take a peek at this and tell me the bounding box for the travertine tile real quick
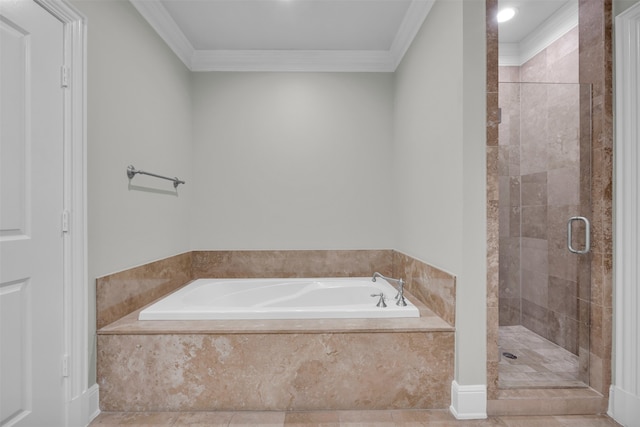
[230,411,286,426]
[521,172,547,207]
[500,416,565,427]
[499,326,584,389]
[521,269,548,309]
[191,250,393,279]
[338,410,395,426]
[392,251,456,326]
[98,332,454,412]
[284,411,340,426]
[547,168,580,207]
[89,411,622,427]
[487,92,500,149]
[499,66,520,83]
[548,277,578,319]
[390,409,454,423]
[486,0,500,398]
[96,253,193,329]
[89,411,178,425]
[520,206,547,240]
[578,0,614,396]
[547,27,579,68]
[173,411,235,426]
[554,414,621,426]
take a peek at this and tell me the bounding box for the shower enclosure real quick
[498,81,592,388]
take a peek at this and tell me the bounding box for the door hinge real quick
[61,66,69,88]
[61,210,70,233]
[62,354,69,377]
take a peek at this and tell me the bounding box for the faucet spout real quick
[371,272,407,306]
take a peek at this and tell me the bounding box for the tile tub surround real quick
[97,303,455,412]
[96,250,391,330]
[98,332,454,412]
[191,250,393,279]
[96,249,455,329]
[393,251,456,326]
[96,250,456,412]
[96,252,193,329]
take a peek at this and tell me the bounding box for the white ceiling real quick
[498,0,577,66]
[131,0,577,72]
[130,0,435,72]
[498,0,572,44]
[162,0,412,51]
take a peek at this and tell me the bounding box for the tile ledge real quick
[98,311,455,335]
[98,287,454,335]
[487,387,608,416]
[494,387,604,399]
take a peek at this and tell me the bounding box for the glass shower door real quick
[498,82,591,388]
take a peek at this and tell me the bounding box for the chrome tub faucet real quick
[372,272,407,306]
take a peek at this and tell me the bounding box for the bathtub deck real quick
[99,296,453,335]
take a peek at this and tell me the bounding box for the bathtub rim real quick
[98,278,454,335]
[138,277,421,321]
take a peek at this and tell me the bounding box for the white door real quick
[0,1,66,426]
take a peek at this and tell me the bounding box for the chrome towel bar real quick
[126,165,185,188]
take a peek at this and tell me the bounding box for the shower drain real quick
[502,352,518,360]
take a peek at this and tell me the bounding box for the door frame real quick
[611,2,640,425]
[32,0,92,424]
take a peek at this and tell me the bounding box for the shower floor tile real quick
[499,325,586,389]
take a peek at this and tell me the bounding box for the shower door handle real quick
[567,216,591,254]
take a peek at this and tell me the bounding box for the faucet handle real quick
[370,293,387,308]
[396,295,407,307]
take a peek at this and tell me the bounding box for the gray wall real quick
[394,0,487,386]
[190,72,394,250]
[72,0,193,384]
[393,0,464,273]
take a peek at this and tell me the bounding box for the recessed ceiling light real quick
[497,7,517,23]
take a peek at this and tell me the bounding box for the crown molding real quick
[498,43,521,67]
[389,0,435,69]
[498,0,578,67]
[131,0,432,72]
[130,0,195,68]
[191,49,395,72]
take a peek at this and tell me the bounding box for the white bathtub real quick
[138,277,420,320]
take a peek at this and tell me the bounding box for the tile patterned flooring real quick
[90,410,621,426]
[498,325,586,389]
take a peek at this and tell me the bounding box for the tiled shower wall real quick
[498,27,583,354]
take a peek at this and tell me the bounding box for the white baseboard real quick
[449,380,487,420]
[86,384,100,424]
[68,384,100,427]
[608,385,639,427]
